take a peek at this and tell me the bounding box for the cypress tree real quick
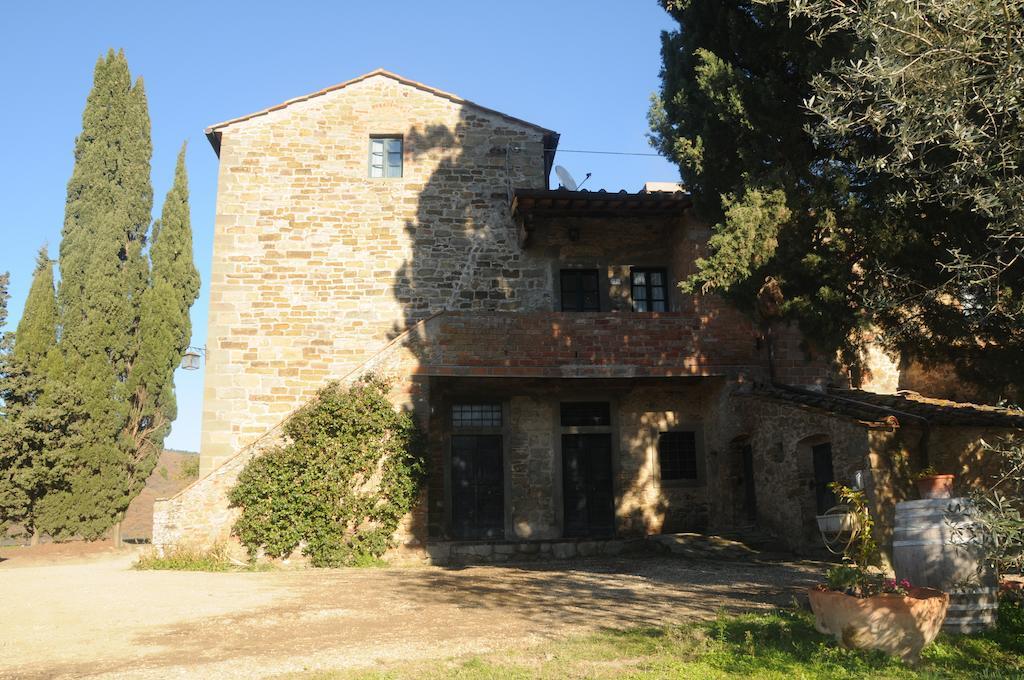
[0,271,7,329]
[13,248,58,368]
[0,249,85,542]
[0,270,13,530]
[53,50,154,539]
[0,253,53,535]
[127,143,200,503]
[649,1,869,356]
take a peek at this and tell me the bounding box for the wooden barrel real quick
[892,498,997,634]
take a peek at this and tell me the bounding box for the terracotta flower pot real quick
[808,586,949,663]
[916,474,955,499]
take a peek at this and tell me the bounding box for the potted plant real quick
[915,466,956,499]
[808,483,950,664]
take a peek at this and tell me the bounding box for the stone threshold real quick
[424,536,653,564]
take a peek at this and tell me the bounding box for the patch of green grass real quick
[349,552,390,568]
[281,601,1024,679]
[133,544,274,572]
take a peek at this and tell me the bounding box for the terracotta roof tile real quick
[747,384,1024,429]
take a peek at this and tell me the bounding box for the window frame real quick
[452,403,503,429]
[368,135,403,178]
[655,427,705,487]
[444,400,510,541]
[559,402,612,428]
[559,268,602,312]
[630,267,669,312]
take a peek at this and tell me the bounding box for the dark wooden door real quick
[451,435,504,539]
[740,444,757,523]
[562,433,614,537]
[812,443,836,514]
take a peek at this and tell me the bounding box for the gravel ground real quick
[0,546,824,679]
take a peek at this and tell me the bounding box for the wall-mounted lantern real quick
[181,346,207,371]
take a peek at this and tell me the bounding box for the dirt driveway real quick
[0,547,823,679]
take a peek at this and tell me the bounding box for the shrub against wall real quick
[228,377,426,566]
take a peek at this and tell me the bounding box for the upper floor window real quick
[369,136,403,178]
[658,431,698,481]
[560,269,600,312]
[631,268,668,312]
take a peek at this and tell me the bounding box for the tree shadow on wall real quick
[388,107,540,343]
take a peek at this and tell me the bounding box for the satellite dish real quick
[555,165,578,191]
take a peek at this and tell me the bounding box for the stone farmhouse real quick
[154,70,1024,562]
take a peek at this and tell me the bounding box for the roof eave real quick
[206,128,222,156]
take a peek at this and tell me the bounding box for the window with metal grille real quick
[560,402,611,427]
[560,269,601,311]
[658,431,698,480]
[452,403,502,428]
[369,136,403,178]
[631,268,668,312]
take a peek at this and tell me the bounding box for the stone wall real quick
[616,381,730,535]
[201,73,552,475]
[738,396,878,552]
[181,69,847,562]
[153,316,431,557]
[425,377,729,543]
[508,396,559,539]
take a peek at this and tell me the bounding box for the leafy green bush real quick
[959,437,1024,578]
[178,455,200,480]
[228,377,426,567]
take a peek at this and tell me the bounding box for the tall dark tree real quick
[0,249,85,541]
[649,1,868,358]
[127,144,200,503]
[649,1,995,385]
[51,49,154,539]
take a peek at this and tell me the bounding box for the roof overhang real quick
[745,383,1024,429]
[511,188,693,247]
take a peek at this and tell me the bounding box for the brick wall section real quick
[421,311,764,377]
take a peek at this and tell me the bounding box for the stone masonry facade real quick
[154,70,1017,563]
[199,71,552,476]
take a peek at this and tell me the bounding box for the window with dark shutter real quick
[560,269,601,311]
[631,268,668,312]
[658,431,698,480]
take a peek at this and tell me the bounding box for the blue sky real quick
[0,1,680,452]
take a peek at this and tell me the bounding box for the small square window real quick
[369,137,402,178]
[452,403,502,428]
[631,267,668,312]
[658,431,698,481]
